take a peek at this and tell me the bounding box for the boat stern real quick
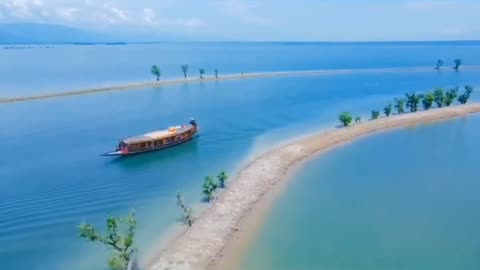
[101,150,125,156]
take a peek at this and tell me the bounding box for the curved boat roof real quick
[122,125,191,144]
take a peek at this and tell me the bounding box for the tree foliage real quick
[405,92,422,112]
[199,68,205,79]
[79,211,137,270]
[338,112,353,127]
[151,65,161,81]
[394,98,406,114]
[421,92,435,110]
[384,104,392,117]
[458,85,474,104]
[176,192,195,227]
[434,88,445,108]
[217,171,228,188]
[435,59,443,70]
[181,65,189,79]
[371,110,380,120]
[454,59,463,71]
[444,87,459,106]
[202,176,218,202]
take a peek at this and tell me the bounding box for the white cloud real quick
[0,0,477,41]
[143,7,155,25]
[101,5,130,24]
[57,6,77,20]
[141,6,204,29]
[109,7,129,22]
[0,0,46,19]
[108,7,129,22]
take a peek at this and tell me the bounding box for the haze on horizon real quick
[0,0,479,42]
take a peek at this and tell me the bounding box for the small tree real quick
[199,68,205,79]
[422,92,435,110]
[181,65,189,79]
[214,69,219,78]
[79,211,137,270]
[384,104,392,117]
[202,176,218,202]
[338,112,353,127]
[453,59,462,71]
[217,171,228,188]
[435,59,443,70]
[370,110,380,120]
[151,65,161,81]
[176,192,195,226]
[458,85,474,104]
[433,88,445,107]
[405,92,422,112]
[394,98,406,114]
[355,116,361,123]
[444,87,459,106]
[465,85,474,95]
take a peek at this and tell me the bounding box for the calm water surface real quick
[240,116,480,270]
[0,43,479,270]
[1,42,480,96]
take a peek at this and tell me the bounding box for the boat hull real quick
[102,125,198,157]
[102,136,196,156]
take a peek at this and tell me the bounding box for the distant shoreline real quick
[2,66,480,104]
[3,40,480,46]
[148,104,480,270]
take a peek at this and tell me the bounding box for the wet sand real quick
[148,103,480,270]
[2,66,479,103]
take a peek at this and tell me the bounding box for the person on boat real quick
[189,119,197,127]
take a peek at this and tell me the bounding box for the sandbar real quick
[148,103,480,270]
[2,66,479,103]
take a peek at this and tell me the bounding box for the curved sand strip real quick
[2,66,480,103]
[149,103,480,270]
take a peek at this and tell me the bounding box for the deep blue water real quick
[0,42,479,270]
[240,115,480,270]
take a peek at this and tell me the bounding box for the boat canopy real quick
[122,125,186,144]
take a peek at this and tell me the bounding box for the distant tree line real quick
[435,58,463,71]
[150,64,221,81]
[338,85,474,127]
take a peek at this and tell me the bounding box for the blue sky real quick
[0,0,478,41]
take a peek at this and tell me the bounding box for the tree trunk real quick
[127,258,140,270]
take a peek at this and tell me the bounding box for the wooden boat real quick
[102,119,198,156]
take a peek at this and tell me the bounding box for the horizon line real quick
[2,40,480,46]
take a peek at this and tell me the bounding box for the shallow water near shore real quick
[1,42,480,270]
[239,115,480,270]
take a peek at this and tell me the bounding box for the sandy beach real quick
[148,103,480,270]
[2,66,479,103]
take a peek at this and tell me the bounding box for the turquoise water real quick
[1,42,480,270]
[240,116,480,270]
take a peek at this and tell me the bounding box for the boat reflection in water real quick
[102,119,198,156]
